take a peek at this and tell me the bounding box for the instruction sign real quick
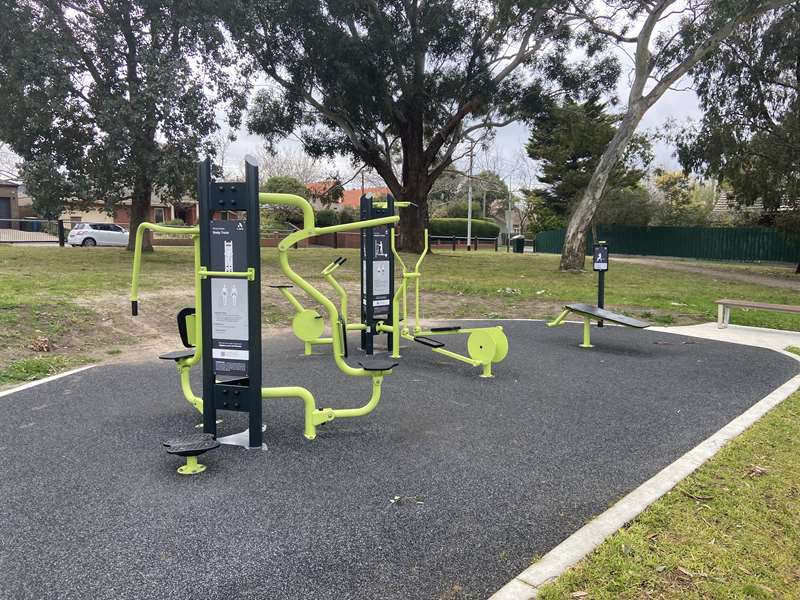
[209,220,249,376]
[210,220,247,272]
[364,224,392,318]
[592,244,609,272]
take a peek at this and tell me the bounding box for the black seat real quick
[159,349,196,361]
[358,359,399,372]
[165,438,220,457]
[413,336,444,348]
[268,283,293,289]
[430,325,461,332]
[163,432,214,447]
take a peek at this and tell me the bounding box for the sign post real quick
[592,241,609,328]
[197,157,263,448]
[360,194,395,354]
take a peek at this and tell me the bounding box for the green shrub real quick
[429,218,500,238]
[315,209,338,227]
[339,207,356,224]
[164,218,185,226]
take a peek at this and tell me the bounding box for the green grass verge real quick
[784,346,800,357]
[538,390,800,600]
[0,355,97,384]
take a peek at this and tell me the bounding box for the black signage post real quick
[360,194,395,354]
[592,241,609,328]
[197,157,263,448]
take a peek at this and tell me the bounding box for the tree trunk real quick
[560,105,645,271]
[398,184,429,253]
[127,177,153,251]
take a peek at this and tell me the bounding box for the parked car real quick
[68,223,129,247]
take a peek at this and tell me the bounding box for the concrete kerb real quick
[0,365,95,399]
[489,325,800,600]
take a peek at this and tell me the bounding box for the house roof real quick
[341,186,391,207]
[0,179,20,188]
[306,180,339,197]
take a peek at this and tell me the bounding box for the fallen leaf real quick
[747,465,768,478]
[655,565,667,573]
[570,592,589,599]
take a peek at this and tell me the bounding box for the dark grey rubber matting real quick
[1,320,796,600]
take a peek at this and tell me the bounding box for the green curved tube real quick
[330,376,384,418]
[259,192,315,230]
[179,365,203,413]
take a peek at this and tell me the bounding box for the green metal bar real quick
[390,228,409,273]
[261,385,331,440]
[314,215,399,236]
[547,309,570,327]
[431,346,481,367]
[324,272,349,328]
[199,267,255,280]
[580,316,593,348]
[130,222,198,305]
[279,287,306,313]
[329,376,385,419]
[179,364,203,413]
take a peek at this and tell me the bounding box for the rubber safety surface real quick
[1,320,797,600]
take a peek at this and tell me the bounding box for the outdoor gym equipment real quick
[273,256,367,355]
[129,156,398,455]
[361,196,509,378]
[547,243,650,347]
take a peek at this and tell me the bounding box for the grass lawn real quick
[538,390,800,600]
[2,244,800,385]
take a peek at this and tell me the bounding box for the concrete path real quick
[652,322,800,354]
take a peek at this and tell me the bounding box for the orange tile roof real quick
[341,186,391,207]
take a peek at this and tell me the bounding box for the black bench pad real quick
[413,336,445,348]
[269,283,294,289]
[565,303,650,328]
[159,349,196,361]
[429,326,461,332]
[358,359,399,372]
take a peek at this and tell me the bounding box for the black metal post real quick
[57,220,65,246]
[452,235,456,251]
[597,270,605,327]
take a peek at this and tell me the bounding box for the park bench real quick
[715,299,800,328]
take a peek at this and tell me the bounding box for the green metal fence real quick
[535,226,800,262]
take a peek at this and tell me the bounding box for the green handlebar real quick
[130,222,199,314]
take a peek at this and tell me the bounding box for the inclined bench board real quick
[716,299,800,328]
[565,303,651,329]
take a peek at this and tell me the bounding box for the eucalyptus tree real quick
[221,0,619,251]
[0,0,239,250]
[674,3,799,218]
[559,0,793,270]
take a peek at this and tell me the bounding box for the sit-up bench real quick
[715,299,800,329]
[548,303,650,348]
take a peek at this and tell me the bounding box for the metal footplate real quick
[159,349,196,361]
[357,358,399,372]
[163,434,220,475]
[413,336,445,348]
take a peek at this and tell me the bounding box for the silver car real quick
[68,223,130,247]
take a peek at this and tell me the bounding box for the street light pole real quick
[466,139,474,250]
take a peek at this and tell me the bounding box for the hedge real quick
[428,218,500,238]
